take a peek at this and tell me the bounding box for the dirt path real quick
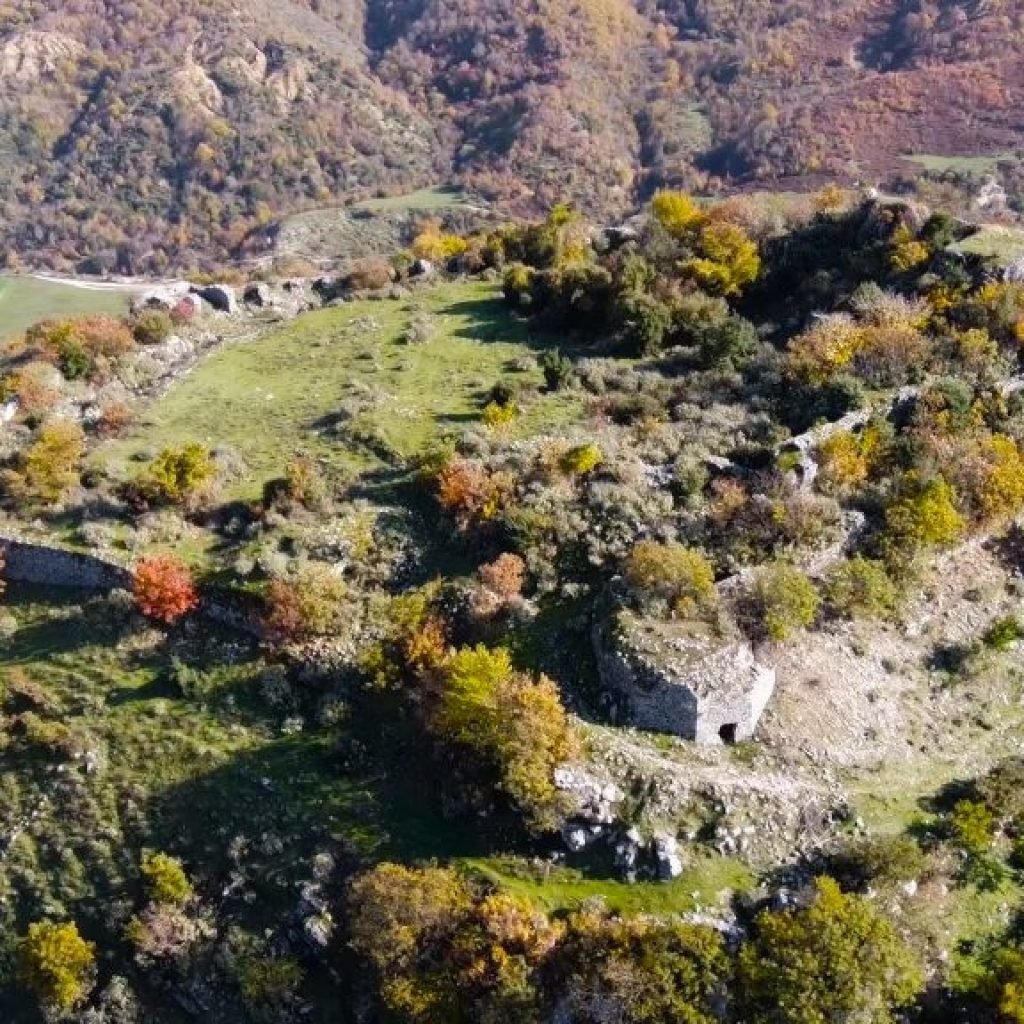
[28,273,183,294]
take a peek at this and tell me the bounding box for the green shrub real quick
[984,615,1024,652]
[695,313,758,369]
[488,379,521,407]
[617,292,673,356]
[949,799,995,857]
[56,339,94,380]
[978,758,1024,821]
[834,835,926,889]
[539,349,574,391]
[825,557,899,620]
[752,563,820,642]
[141,851,192,905]
[235,953,304,1013]
[736,877,922,1024]
[132,308,174,346]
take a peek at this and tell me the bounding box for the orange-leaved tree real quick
[132,554,199,624]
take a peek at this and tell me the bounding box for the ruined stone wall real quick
[592,618,701,740]
[0,531,260,635]
[0,534,131,590]
[692,660,776,745]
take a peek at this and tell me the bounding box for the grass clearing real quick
[951,225,1024,265]
[99,280,583,498]
[904,152,1014,176]
[465,854,755,915]
[0,276,132,339]
[0,585,483,937]
[353,185,476,213]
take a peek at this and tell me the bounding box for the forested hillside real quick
[2,0,1024,272]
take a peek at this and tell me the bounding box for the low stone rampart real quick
[0,533,131,590]
[0,531,260,635]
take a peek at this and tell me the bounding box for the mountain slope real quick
[0,0,440,273]
[1,0,1023,272]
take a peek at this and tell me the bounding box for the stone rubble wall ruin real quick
[0,531,260,635]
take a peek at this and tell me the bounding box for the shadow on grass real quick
[440,296,570,353]
[2,585,140,663]
[148,727,502,890]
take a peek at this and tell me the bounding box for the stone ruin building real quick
[594,608,776,745]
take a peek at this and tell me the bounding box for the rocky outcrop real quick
[0,31,84,83]
[131,283,193,315]
[196,284,238,314]
[243,282,273,307]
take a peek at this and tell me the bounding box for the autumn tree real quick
[4,419,86,505]
[650,190,760,296]
[411,219,469,263]
[817,426,887,494]
[132,554,199,624]
[17,920,96,1015]
[432,645,577,830]
[651,190,704,239]
[684,220,761,297]
[435,456,509,531]
[548,908,730,1024]
[786,315,863,386]
[882,472,964,566]
[470,553,527,619]
[347,864,473,1023]
[977,434,1024,524]
[736,877,923,1024]
[262,563,348,643]
[348,864,559,1024]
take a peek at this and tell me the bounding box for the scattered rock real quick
[197,283,238,314]
[562,826,591,853]
[244,282,273,307]
[975,176,1008,215]
[653,832,684,879]
[133,285,189,315]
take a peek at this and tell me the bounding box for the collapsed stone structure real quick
[594,608,775,745]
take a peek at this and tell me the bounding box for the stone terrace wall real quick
[0,531,260,636]
[0,534,131,590]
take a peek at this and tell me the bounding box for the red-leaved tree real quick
[132,554,198,624]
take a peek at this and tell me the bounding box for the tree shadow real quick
[148,726,503,889]
[440,296,576,353]
[989,523,1024,578]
